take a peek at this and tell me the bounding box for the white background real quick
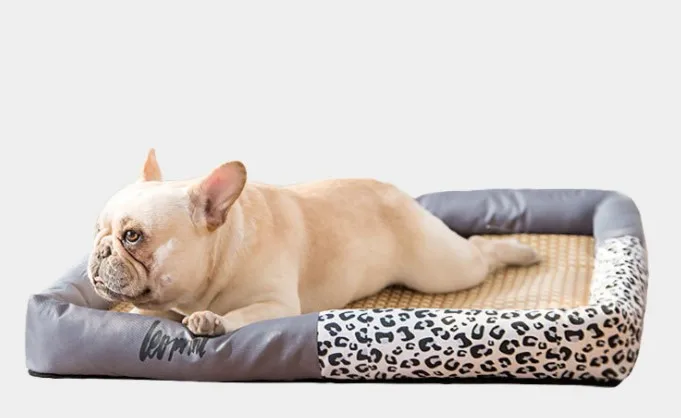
[1,1,678,416]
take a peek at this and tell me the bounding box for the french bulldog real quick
[88,149,540,336]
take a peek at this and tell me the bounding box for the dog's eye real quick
[123,230,142,244]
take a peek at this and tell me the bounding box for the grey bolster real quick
[25,259,320,381]
[415,189,645,245]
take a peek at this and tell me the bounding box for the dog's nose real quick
[99,243,112,259]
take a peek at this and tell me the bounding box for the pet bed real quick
[25,189,648,386]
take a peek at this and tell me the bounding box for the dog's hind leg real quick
[398,204,540,294]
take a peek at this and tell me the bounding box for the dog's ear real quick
[140,148,162,182]
[188,161,247,232]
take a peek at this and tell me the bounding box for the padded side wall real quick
[416,189,645,245]
[25,258,321,381]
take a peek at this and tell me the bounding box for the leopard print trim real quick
[316,236,648,383]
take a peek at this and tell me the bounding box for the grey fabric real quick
[25,258,320,381]
[593,192,646,245]
[25,188,645,381]
[416,189,645,245]
[31,257,114,311]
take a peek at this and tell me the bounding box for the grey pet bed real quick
[25,189,648,386]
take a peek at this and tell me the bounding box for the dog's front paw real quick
[182,311,226,336]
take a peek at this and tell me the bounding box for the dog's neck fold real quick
[203,187,250,286]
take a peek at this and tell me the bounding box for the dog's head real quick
[87,149,247,310]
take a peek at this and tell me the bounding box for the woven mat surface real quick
[110,234,594,313]
[347,234,594,310]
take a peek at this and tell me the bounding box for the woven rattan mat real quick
[347,234,594,310]
[110,234,594,313]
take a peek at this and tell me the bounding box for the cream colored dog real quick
[88,149,540,336]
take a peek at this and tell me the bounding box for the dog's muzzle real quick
[88,238,151,302]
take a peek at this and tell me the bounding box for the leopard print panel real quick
[316,236,648,383]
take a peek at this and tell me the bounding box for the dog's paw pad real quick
[182,311,225,336]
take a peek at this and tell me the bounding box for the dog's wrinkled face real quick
[88,182,197,309]
[87,149,246,310]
